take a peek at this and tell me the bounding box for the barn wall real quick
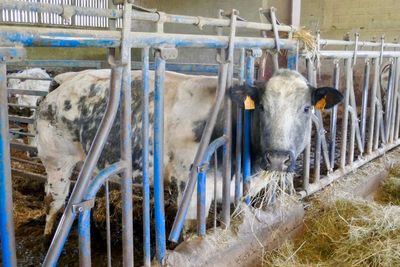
[302,0,400,41]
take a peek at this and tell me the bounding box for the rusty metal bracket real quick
[0,47,26,62]
[154,46,178,60]
[72,199,95,213]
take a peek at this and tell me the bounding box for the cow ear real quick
[229,83,262,109]
[311,86,343,110]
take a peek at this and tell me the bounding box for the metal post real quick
[222,9,238,229]
[329,60,340,167]
[120,2,134,266]
[78,210,91,267]
[360,59,370,148]
[0,62,17,267]
[340,59,351,169]
[234,48,245,205]
[303,59,313,189]
[243,52,255,203]
[154,50,166,263]
[393,58,400,141]
[141,47,151,267]
[367,58,380,154]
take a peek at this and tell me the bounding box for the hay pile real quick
[375,165,400,205]
[263,167,400,267]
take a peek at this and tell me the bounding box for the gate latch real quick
[72,199,95,213]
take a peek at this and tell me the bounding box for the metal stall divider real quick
[0,46,26,267]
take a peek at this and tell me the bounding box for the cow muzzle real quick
[265,150,295,172]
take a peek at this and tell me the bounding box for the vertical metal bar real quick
[389,58,400,143]
[234,48,245,205]
[348,77,357,165]
[384,60,394,143]
[213,153,218,231]
[105,181,112,267]
[340,59,351,169]
[154,51,166,263]
[330,60,340,168]
[243,52,254,203]
[78,210,91,267]
[141,47,151,267]
[197,171,206,236]
[222,9,238,229]
[367,58,380,154]
[303,59,312,189]
[313,118,321,182]
[360,59,370,147]
[120,2,134,266]
[0,62,17,267]
[394,58,400,141]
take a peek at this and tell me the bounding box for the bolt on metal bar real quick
[0,62,17,267]
[120,2,134,266]
[141,47,151,267]
[169,63,228,243]
[221,9,238,230]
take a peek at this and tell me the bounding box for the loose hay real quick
[375,165,400,205]
[263,185,400,266]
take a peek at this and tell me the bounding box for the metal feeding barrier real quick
[0,1,296,267]
[1,0,400,267]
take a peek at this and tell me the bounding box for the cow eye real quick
[303,106,311,113]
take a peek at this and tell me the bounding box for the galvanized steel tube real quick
[0,62,17,267]
[360,60,370,147]
[340,60,351,169]
[367,59,380,154]
[153,51,166,262]
[330,61,340,168]
[141,47,151,267]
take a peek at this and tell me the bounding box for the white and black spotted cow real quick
[36,69,342,235]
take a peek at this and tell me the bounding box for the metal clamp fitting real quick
[154,46,178,60]
[246,48,262,58]
[197,163,209,173]
[72,199,95,213]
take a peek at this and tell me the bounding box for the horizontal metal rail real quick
[0,26,297,49]
[7,76,52,81]
[8,89,48,96]
[8,103,37,109]
[9,129,35,137]
[10,142,37,153]
[1,1,294,32]
[8,115,34,124]
[320,39,400,48]
[319,50,400,59]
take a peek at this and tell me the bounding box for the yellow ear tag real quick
[315,96,327,110]
[244,96,255,110]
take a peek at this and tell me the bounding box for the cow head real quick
[231,69,343,172]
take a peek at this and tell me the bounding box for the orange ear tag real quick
[315,96,327,110]
[244,96,255,110]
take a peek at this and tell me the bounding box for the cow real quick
[8,68,51,151]
[36,68,342,236]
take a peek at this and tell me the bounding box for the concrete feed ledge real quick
[164,146,400,267]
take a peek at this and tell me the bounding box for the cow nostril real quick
[283,157,291,166]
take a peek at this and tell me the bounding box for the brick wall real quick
[301,0,400,41]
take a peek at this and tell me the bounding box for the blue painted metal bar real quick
[154,51,167,263]
[234,48,245,205]
[78,210,91,267]
[0,26,297,49]
[0,62,17,267]
[77,162,126,267]
[197,136,228,236]
[243,53,255,204]
[141,47,151,267]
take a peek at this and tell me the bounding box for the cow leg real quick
[43,157,79,236]
[36,120,85,236]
